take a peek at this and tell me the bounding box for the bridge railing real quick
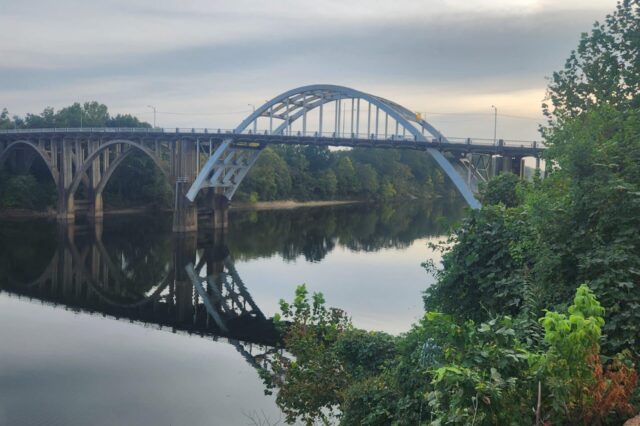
[236,129,543,149]
[0,127,544,149]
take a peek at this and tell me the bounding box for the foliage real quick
[543,0,640,123]
[423,204,535,323]
[234,145,457,202]
[583,353,638,425]
[263,286,638,425]
[535,105,640,357]
[539,285,637,424]
[102,151,172,208]
[334,329,397,380]
[261,285,352,425]
[0,167,57,210]
[478,172,526,208]
[2,102,152,129]
[237,147,292,201]
[424,313,536,425]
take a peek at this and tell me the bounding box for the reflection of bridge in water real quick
[0,222,278,369]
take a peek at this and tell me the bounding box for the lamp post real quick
[147,105,157,128]
[491,105,497,145]
[248,104,257,134]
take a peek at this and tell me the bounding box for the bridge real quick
[0,84,544,232]
[0,222,279,369]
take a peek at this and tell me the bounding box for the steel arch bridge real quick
[187,84,542,208]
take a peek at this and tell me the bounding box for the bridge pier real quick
[172,139,199,233]
[89,193,104,221]
[56,140,76,222]
[197,187,230,230]
[212,190,229,230]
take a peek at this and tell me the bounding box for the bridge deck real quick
[0,127,544,157]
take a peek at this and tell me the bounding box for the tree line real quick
[235,145,457,202]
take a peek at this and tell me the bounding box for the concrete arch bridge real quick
[0,85,544,232]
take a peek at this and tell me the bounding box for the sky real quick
[0,0,616,140]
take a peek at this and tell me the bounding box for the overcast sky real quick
[0,0,616,140]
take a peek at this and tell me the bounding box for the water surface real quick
[0,199,464,425]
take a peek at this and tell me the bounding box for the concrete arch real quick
[0,140,59,185]
[94,148,133,195]
[67,139,169,200]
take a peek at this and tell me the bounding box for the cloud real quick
[0,0,614,139]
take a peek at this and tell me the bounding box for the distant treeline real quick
[235,145,457,202]
[0,103,457,210]
[1,102,149,129]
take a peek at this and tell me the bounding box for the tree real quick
[0,108,13,129]
[335,156,357,195]
[544,0,640,123]
[478,172,525,207]
[316,169,337,198]
[355,163,379,196]
[107,114,151,128]
[379,180,396,200]
[239,147,292,200]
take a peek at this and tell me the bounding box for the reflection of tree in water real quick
[0,219,57,284]
[227,198,465,262]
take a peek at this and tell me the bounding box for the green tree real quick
[316,169,338,198]
[355,163,379,196]
[379,180,396,200]
[107,114,151,128]
[0,108,13,129]
[478,172,525,207]
[239,147,292,200]
[544,0,640,122]
[335,156,357,195]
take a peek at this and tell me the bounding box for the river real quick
[0,198,464,425]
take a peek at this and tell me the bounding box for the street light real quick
[491,105,497,145]
[248,104,257,134]
[147,105,157,128]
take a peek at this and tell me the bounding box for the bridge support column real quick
[502,155,513,174]
[57,141,75,223]
[88,139,103,221]
[212,189,229,230]
[172,140,198,233]
[89,193,104,221]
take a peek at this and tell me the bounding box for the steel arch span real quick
[187,84,481,209]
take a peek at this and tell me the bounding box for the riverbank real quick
[0,199,363,220]
[231,199,361,211]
